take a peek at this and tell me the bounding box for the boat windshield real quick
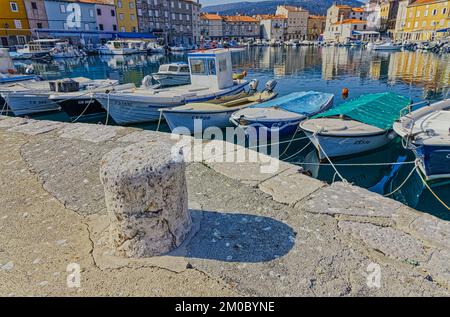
[180,66,190,73]
[189,58,216,75]
[190,59,206,74]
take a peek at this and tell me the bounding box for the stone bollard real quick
[100,141,191,258]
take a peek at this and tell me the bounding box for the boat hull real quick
[56,97,105,118]
[97,83,247,125]
[303,130,392,160]
[2,92,59,116]
[163,108,239,134]
[232,117,304,139]
[414,145,450,180]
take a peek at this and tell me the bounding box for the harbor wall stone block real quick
[100,141,191,258]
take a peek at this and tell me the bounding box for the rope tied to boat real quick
[156,109,164,132]
[105,91,110,126]
[312,129,349,185]
[415,160,450,211]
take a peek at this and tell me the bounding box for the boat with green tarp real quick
[299,92,411,160]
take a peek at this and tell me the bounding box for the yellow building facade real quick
[115,0,138,32]
[403,0,450,41]
[0,0,31,47]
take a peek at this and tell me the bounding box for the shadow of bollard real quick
[186,210,296,263]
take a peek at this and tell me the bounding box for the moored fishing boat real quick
[163,80,277,134]
[98,40,138,55]
[50,83,135,120]
[95,49,250,125]
[371,41,402,51]
[149,62,191,87]
[16,39,60,58]
[1,78,119,116]
[0,48,37,85]
[299,92,411,160]
[393,99,450,180]
[230,91,334,138]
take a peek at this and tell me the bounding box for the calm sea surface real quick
[18,47,450,220]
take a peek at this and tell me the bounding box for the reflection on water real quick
[18,47,450,220]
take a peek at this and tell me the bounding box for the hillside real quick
[202,0,364,16]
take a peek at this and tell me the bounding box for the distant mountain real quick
[202,0,364,16]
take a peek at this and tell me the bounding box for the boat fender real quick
[264,80,277,93]
[141,75,153,88]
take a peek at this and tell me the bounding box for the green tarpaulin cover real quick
[314,92,411,130]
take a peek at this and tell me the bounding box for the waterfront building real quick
[324,4,367,41]
[394,0,414,39]
[222,16,259,41]
[364,0,382,30]
[43,0,98,43]
[0,0,31,47]
[256,15,287,41]
[23,0,49,38]
[135,0,200,46]
[276,5,309,40]
[114,0,138,32]
[80,0,118,32]
[307,15,326,40]
[191,0,201,44]
[379,0,402,34]
[402,0,450,41]
[200,13,224,40]
[327,19,370,42]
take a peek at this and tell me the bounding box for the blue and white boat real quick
[230,91,334,138]
[393,99,450,180]
[163,80,277,134]
[0,48,36,84]
[95,49,249,125]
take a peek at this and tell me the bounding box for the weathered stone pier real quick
[0,115,449,296]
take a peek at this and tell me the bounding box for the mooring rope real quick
[156,109,164,132]
[415,161,450,211]
[282,140,312,161]
[0,100,7,115]
[105,92,110,126]
[312,130,348,184]
[71,93,95,123]
[279,125,301,158]
[383,163,418,197]
[292,160,417,167]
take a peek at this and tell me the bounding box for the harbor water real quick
[15,46,450,220]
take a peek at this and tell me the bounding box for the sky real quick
[200,0,369,7]
[200,0,266,6]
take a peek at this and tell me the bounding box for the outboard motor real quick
[248,79,259,93]
[264,80,277,93]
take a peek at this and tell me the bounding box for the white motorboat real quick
[230,91,334,139]
[95,49,249,125]
[150,62,191,87]
[299,93,411,160]
[50,42,85,58]
[170,45,187,52]
[371,41,402,51]
[1,77,118,116]
[147,42,165,54]
[393,99,450,180]
[99,40,138,55]
[163,80,277,134]
[0,48,37,85]
[16,39,60,58]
